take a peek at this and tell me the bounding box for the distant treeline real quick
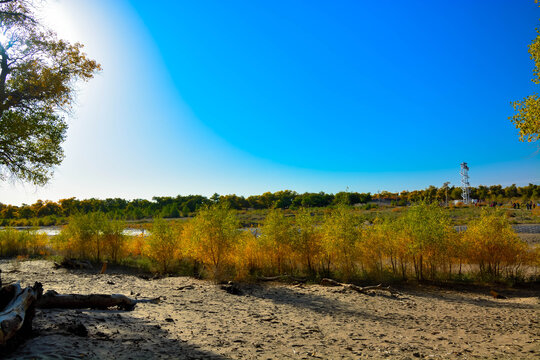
[0,184,538,224]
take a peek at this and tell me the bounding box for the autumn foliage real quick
[464,210,530,278]
[185,205,239,280]
[3,203,533,284]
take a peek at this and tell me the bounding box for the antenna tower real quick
[460,162,470,205]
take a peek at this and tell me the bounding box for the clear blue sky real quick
[1,0,539,205]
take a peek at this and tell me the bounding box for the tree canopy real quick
[510,3,540,143]
[0,0,100,185]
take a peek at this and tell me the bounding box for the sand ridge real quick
[1,260,538,359]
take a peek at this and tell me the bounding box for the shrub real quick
[26,231,49,256]
[55,212,105,261]
[320,205,362,280]
[402,202,453,280]
[0,228,49,257]
[147,217,181,273]
[464,210,529,278]
[293,208,322,275]
[0,227,21,256]
[360,218,391,279]
[232,229,261,280]
[187,205,239,280]
[258,209,295,275]
[102,219,127,263]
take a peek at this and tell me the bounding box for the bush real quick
[293,208,322,275]
[147,217,181,273]
[321,205,362,280]
[232,229,261,280]
[55,212,105,261]
[102,219,127,263]
[187,205,240,280]
[401,202,453,280]
[464,210,529,278]
[258,209,295,275]
[0,228,49,257]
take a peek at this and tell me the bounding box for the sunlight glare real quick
[0,31,8,47]
[41,0,79,42]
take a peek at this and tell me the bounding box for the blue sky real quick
[1,0,539,205]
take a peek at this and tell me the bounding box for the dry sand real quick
[1,260,538,359]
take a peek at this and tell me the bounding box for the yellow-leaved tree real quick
[509,2,540,143]
[321,205,361,280]
[360,218,392,280]
[188,205,240,280]
[463,210,529,278]
[102,218,126,264]
[56,212,103,261]
[402,202,452,280]
[148,217,181,274]
[293,208,322,275]
[258,209,295,275]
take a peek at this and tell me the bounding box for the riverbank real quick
[2,260,538,359]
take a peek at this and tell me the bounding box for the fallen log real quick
[0,282,42,345]
[0,273,159,352]
[258,274,307,283]
[53,258,93,270]
[320,278,342,286]
[36,290,160,311]
[320,278,399,295]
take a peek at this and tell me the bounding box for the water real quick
[454,224,540,233]
[0,227,149,237]
[3,224,539,236]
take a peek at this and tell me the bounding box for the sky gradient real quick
[1,0,539,205]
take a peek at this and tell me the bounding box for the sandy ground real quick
[1,260,538,360]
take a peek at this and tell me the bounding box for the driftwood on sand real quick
[257,274,307,283]
[37,290,160,311]
[53,258,93,270]
[320,278,400,295]
[0,282,42,345]
[0,275,159,349]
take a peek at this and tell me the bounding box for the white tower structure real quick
[460,162,470,205]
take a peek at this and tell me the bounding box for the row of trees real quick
[375,183,540,203]
[1,184,539,223]
[46,204,537,282]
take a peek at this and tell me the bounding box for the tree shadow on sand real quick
[241,283,390,322]
[4,307,230,360]
[397,284,539,310]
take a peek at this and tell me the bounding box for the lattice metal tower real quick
[460,162,471,204]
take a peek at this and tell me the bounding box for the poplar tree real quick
[510,3,540,143]
[0,0,100,184]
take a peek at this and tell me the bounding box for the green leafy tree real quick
[0,0,101,184]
